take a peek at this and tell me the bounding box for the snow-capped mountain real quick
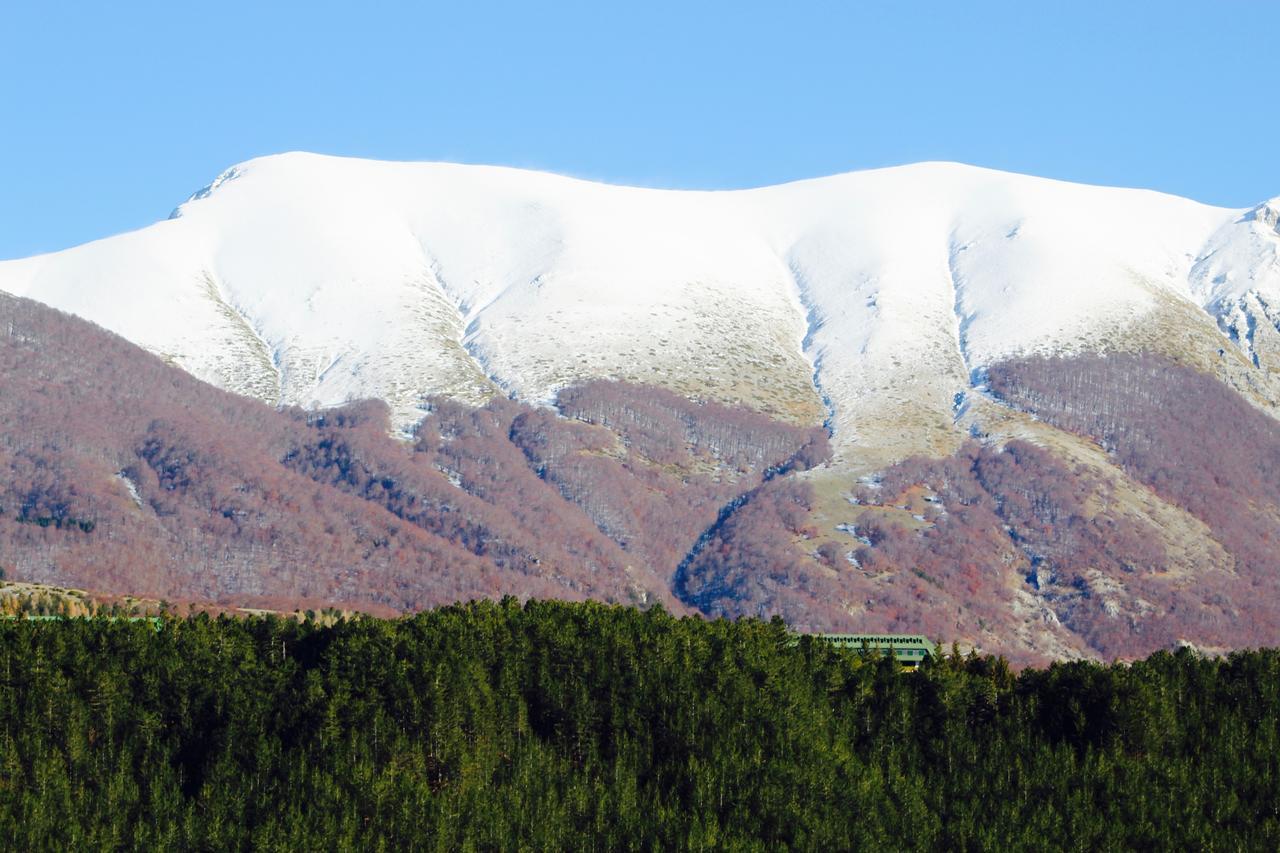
[8,154,1280,662]
[3,153,1278,467]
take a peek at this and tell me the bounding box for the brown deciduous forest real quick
[6,292,1280,663]
[655,355,1280,662]
[988,353,1280,582]
[0,292,819,618]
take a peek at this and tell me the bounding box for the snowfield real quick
[2,153,1277,465]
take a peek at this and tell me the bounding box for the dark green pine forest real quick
[0,600,1277,850]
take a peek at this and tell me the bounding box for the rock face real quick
[4,155,1280,664]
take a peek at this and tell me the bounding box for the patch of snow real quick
[115,472,144,509]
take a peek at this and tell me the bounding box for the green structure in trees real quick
[809,633,937,667]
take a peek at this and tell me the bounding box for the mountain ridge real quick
[5,153,1278,471]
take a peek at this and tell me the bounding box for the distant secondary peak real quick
[1248,200,1280,234]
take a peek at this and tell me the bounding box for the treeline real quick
[0,601,1277,849]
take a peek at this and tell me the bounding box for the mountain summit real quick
[5,153,1278,469]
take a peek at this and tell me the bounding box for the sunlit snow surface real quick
[2,153,1277,464]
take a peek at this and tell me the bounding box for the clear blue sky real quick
[3,1,1278,260]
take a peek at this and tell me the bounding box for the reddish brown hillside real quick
[675,354,1280,663]
[0,292,817,614]
[7,291,1280,664]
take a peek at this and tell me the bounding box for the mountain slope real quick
[8,287,1280,663]
[0,290,825,617]
[6,156,1280,663]
[4,154,1278,469]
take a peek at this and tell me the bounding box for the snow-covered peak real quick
[0,153,1273,464]
[168,165,245,218]
[1190,198,1280,312]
